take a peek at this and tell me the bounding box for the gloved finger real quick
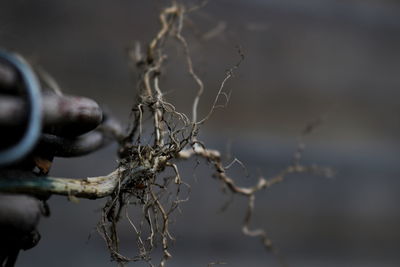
[0,92,102,137]
[0,95,25,126]
[0,193,43,267]
[42,93,102,137]
[39,131,107,157]
[0,193,41,234]
[38,114,124,157]
[0,59,17,90]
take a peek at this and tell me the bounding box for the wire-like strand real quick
[0,50,42,166]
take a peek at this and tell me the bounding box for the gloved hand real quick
[0,193,43,267]
[0,50,121,267]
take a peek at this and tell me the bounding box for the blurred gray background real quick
[1,0,400,266]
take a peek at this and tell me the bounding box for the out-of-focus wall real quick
[1,0,400,266]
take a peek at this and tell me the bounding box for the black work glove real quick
[0,50,119,267]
